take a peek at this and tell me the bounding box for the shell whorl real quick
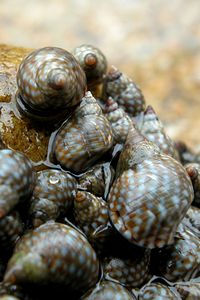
[17,47,86,112]
[73,44,107,86]
[109,127,194,248]
[53,92,114,173]
[103,66,145,117]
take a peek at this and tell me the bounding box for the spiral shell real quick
[108,126,194,248]
[139,105,180,160]
[73,44,107,87]
[74,191,111,252]
[185,163,200,207]
[4,222,99,293]
[53,92,113,173]
[103,66,145,117]
[103,97,133,144]
[28,169,77,228]
[16,47,86,119]
[81,281,135,300]
[104,248,151,288]
[157,223,200,282]
[0,149,35,218]
[78,163,115,197]
[185,206,200,234]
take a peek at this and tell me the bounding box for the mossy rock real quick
[0,44,51,169]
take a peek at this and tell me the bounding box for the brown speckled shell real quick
[53,92,113,173]
[17,47,86,111]
[0,149,35,218]
[73,44,107,86]
[103,66,145,117]
[104,249,151,288]
[139,106,180,160]
[185,162,200,207]
[29,169,77,228]
[4,222,99,293]
[108,127,194,248]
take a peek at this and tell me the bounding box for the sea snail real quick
[16,47,86,121]
[0,149,35,218]
[108,126,194,249]
[53,91,114,173]
[73,44,107,87]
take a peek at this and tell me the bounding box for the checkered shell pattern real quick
[0,149,35,218]
[109,155,194,249]
[0,211,23,251]
[17,47,86,111]
[175,282,200,299]
[103,66,145,117]
[4,222,99,292]
[82,280,135,300]
[29,169,77,228]
[185,163,200,207]
[73,44,107,86]
[54,93,113,173]
[74,191,109,248]
[158,223,200,281]
[104,97,133,144]
[104,249,150,288]
[138,283,178,299]
[139,106,180,160]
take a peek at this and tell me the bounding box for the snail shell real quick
[0,211,23,253]
[138,283,180,299]
[53,91,114,173]
[78,163,115,197]
[28,169,77,228]
[185,163,200,207]
[157,223,200,282]
[0,149,35,218]
[175,281,200,299]
[74,191,111,252]
[108,126,194,248]
[175,141,199,165]
[81,280,135,300]
[103,97,133,144]
[104,248,151,288]
[4,222,99,293]
[139,105,180,160]
[16,47,86,120]
[103,66,145,117]
[73,44,107,87]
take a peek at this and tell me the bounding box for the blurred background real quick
[0,0,200,149]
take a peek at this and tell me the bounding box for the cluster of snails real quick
[1,44,200,300]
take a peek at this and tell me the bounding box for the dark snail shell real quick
[0,211,23,253]
[103,66,145,117]
[78,163,115,197]
[74,191,112,252]
[73,44,107,87]
[175,141,199,165]
[16,47,86,121]
[157,223,200,282]
[28,169,77,228]
[103,97,133,144]
[139,105,180,160]
[81,280,136,300]
[4,222,99,294]
[185,163,200,207]
[104,248,151,288]
[53,92,114,173]
[108,126,194,248]
[0,149,35,218]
